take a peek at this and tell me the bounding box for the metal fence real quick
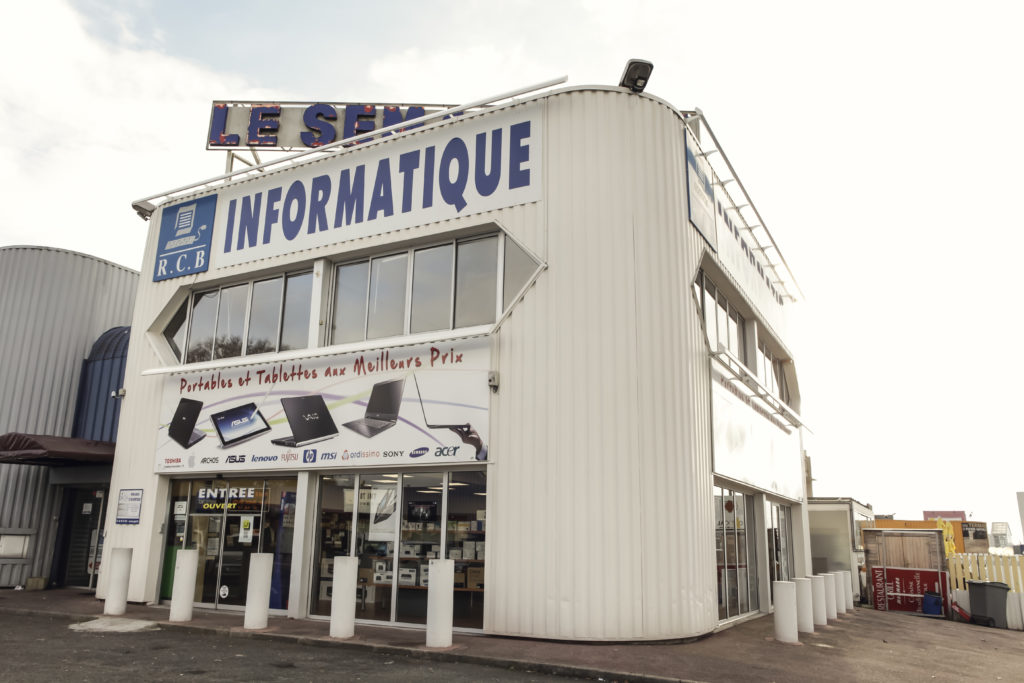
[948,554,1024,592]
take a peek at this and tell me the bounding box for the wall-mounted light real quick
[132,200,156,220]
[619,59,654,93]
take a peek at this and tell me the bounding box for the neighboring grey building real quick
[0,246,137,587]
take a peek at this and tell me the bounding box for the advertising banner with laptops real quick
[155,337,490,474]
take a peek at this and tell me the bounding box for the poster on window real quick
[154,336,490,474]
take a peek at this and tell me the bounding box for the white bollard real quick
[243,553,274,630]
[794,577,814,633]
[811,575,827,626]
[773,580,799,643]
[822,573,838,621]
[169,549,199,622]
[832,572,847,613]
[103,547,133,616]
[426,559,455,648]
[831,572,846,615]
[843,570,854,612]
[330,556,359,639]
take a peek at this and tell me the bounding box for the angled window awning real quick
[0,433,115,467]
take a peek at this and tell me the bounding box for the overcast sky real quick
[3,0,1024,541]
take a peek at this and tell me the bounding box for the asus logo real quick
[226,455,246,464]
[230,416,252,427]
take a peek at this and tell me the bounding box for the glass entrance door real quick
[163,477,296,610]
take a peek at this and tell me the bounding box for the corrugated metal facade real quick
[487,91,716,639]
[0,247,137,586]
[104,88,782,640]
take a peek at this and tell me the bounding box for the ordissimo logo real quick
[303,449,317,463]
[410,447,430,459]
[153,195,215,282]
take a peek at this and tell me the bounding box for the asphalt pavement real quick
[2,588,1023,682]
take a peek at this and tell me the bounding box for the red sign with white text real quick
[871,567,948,615]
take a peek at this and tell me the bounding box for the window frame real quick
[328,232,515,347]
[177,268,314,365]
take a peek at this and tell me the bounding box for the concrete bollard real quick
[811,575,827,626]
[842,570,854,612]
[773,580,799,643]
[103,547,133,616]
[426,559,455,648]
[169,549,199,622]
[243,553,274,630]
[330,556,358,639]
[794,577,814,633]
[831,572,846,615]
[822,573,838,621]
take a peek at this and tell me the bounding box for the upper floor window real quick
[164,270,313,364]
[163,228,541,365]
[331,233,532,345]
[694,270,746,365]
[758,342,790,404]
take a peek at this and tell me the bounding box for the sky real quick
[3,0,1024,541]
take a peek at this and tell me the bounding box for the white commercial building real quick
[100,74,809,640]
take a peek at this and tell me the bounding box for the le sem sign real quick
[207,101,456,151]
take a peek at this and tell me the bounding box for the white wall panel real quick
[486,90,716,639]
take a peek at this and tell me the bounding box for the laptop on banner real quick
[210,403,272,447]
[413,374,470,430]
[168,397,206,449]
[342,378,405,438]
[271,394,339,447]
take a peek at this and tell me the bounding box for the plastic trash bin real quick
[966,580,1010,628]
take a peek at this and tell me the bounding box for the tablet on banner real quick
[154,338,490,474]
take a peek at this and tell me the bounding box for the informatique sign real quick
[207,101,456,151]
[188,103,543,270]
[154,337,490,475]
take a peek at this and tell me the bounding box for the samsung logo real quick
[410,447,429,459]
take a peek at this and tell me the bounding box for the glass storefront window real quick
[311,474,356,616]
[448,470,486,629]
[356,474,399,622]
[307,469,486,628]
[396,472,444,624]
[715,485,758,621]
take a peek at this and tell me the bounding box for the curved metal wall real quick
[486,90,717,639]
[0,247,137,587]
[0,247,138,436]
